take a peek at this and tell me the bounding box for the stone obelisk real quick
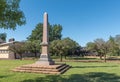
[36,12,54,65]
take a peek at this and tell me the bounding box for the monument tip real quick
[44,12,47,15]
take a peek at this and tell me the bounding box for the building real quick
[0,40,40,59]
[0,41,18,59]
[0,42,15,59]
[0,38,22,59]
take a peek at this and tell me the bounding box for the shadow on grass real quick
[0,75,13,78]
[21,72,120,82]
[0,75,7,78]
[67,57,98,60]
[72,65,118,68]
[107,57,120,60]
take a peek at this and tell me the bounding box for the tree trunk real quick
[14,53,17,59]
[64,55,66,59]
[60,54,62,62]
[100,54,102,60]
[34,47,37,58]
[104,54,106,62]
[34,51,37,58]
[20,54,22,60]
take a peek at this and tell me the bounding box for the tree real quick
[86,35,120,62]
[50,37,80,62]
[0,0,26,30]
[114,35,120,46]
[114,35,120,56]
[86,42,96,52]
[51,24,62,41]
[0,33,7,42]
[107,36,120,56]
[62,38,80,58]
[94,38,107,61]
[27,23,62,42]
[27,23,43,42]
[27,23,63,58]
[86,38,108,61]
[86,42,97,56]
[9,42,25,60]
[24,40,41,58]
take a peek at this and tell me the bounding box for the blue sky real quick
[0,0,120,46]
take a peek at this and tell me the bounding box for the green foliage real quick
[27,23,43,41]
[107,36,120,56]
[27,23,63,58]
[114,35,120,46]
[27,23,62,42]
[86,39,107,55]
[86,35,120,58]
[24,40,41,57]
[86,38,108,61]
[0,33,7,42]
[50,37,80,61]
[86,42,96,51]
[51,24,62,40]
[94,39,106,54]
[0,0,26,30]
[9,42,26,60]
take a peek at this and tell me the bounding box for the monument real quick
[12,12,70,74]
[36,12,54,65]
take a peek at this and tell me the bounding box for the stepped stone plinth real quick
[12,63,71,74]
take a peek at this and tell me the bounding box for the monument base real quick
[36,60,55,65]
[36,54,55,65]
[12,63,71,74]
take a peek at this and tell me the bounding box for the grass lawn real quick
[0,60,120,82]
